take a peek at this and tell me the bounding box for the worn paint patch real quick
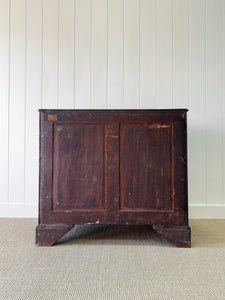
[48,114,57,122]
[148,123,169,129]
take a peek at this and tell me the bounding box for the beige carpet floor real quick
[0,219,225,300]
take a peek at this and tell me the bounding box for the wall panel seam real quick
[172,0,174,108]
[122,0,124,108]
[74,0,76,108]
[204,0,207,205]
[24,0,27,203]
[57,0,59,108]
[7,0,11,204]
[222,0,225,205]
[138,0,141,108]
[90,0,92,108]
[154,0,157,107]
[106,0,108,108]
[41,0,43,109]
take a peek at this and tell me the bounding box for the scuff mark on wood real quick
[48,114,57,121]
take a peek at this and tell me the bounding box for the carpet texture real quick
[0,219,225,300]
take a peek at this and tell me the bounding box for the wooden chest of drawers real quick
[36,109,191,247]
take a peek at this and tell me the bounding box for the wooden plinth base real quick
[36,224,74,246]
[153,225,191,247]
[36,224,191,247]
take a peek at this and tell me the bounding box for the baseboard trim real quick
[0,203,38,218]
[0,203,224,219]
[189,205,225,219]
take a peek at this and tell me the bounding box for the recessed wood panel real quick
[52,123,105,210]
[120,123,173,211]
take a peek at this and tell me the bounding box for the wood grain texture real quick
[52,123,105,210]
[39,121,53,224]
[37,109,190,247]
[120,123,173,211]
[153,225,191,247]
[36,224,74,246]
[105,123,120,211]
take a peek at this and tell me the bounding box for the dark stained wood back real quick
[37,109,191,247]
[120,122,173,211]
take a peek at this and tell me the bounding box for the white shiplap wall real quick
[0,0,225,218]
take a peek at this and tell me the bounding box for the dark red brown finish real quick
[36,109,191,247]
[120,123,173,211]
[153,225,191,247]
[52,123,105,210]
[36,224,74,246]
